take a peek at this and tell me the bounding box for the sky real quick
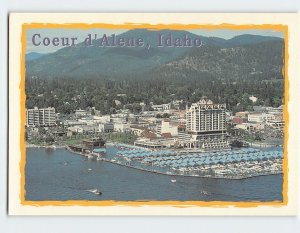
[26,28,284,54]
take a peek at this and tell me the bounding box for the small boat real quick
[171,179,177,183]
[88,168,92,171]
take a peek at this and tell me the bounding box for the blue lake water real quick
[25,148,283,202]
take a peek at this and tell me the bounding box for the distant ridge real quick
[225,34,282,47]
[26,52,47,61]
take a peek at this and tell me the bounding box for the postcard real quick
[8,13,299,215]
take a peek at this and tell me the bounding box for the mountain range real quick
[26,52,46,61]
[25,29,284,80]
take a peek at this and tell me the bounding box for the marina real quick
[84,143,283,179]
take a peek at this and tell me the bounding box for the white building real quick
[68,126,84,134]
[63,120,86,127]
[111,117,126,124]
[248,112,277,123]
[114,123,131,133]
[249,95,258,103]
[266,119,284,129]
[68,125,98,134]
[266,105,284,114]
[172,100,183,109]
[93,115,111,124]
[26,107,56,127]
[265,113,284,129]
[235,123,265,131]
[75,109,89,117]
[151,103,171,111]
[247,113,265,123]
[185,98,229,150]
[157,119,178,136]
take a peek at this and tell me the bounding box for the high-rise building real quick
[26,107,56,127]
[185,97,229,150]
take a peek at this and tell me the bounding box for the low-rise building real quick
[267,105,283,114]
[93,115,111,123]
[266,119,284,129]
[248,112,279,123]
[114,123,131,133]
[63,120,87,127]
[253,106,267,112]
[151,103,171,111]
[99,123,114,133]
[171,100,183,109]
[81,125,98,133]
[235,123,265,131]
[248,113,265,123]
[157,119,178,136]
[111,117,127,124]
[266,113,284,129]
[130,125,146,136]
[68,125,98,134]
[235,111,250,119]
[68,126,84,134]
[232,117,244,124]
[75,109,90,117]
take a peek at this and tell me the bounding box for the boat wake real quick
[86,189,98,193]
[85,189,102,195]
[200,190,210,195]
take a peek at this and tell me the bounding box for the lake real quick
[25,148,283,202]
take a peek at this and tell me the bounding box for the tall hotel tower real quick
[186,97,229,150]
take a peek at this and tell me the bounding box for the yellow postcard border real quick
[20,22,289,208]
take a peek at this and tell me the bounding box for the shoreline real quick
[26,143,66,149]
